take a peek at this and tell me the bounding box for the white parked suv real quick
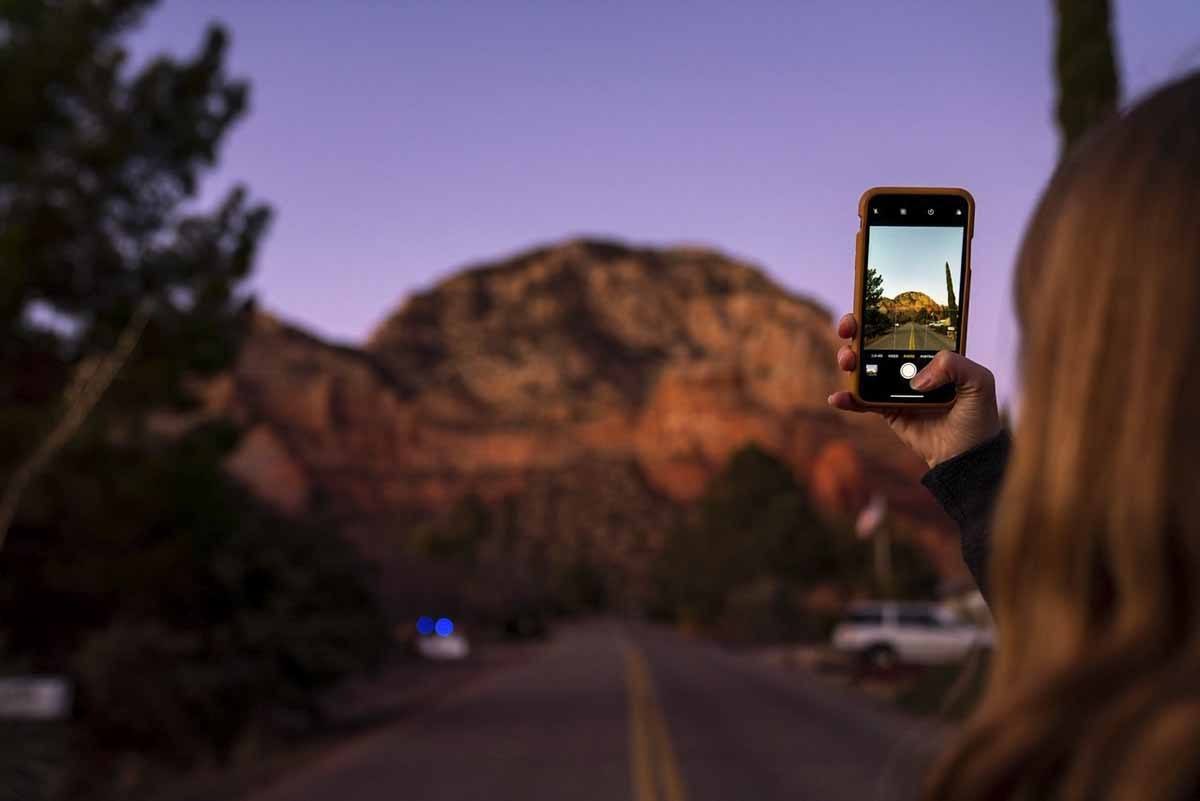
[831,601,993,668]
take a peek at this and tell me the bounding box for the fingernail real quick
[826,394,836,405]
[911,370,932,390]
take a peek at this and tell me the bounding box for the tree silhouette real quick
[944,261,958,326]
[0,1,386,779]
[863,266,889,340]
[652,444,942,635]
[1054,0,1121,154]
[0,0,272,541]
[653,445,841,627]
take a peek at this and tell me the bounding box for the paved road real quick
[254,621,941,801]
[866,322,954,351]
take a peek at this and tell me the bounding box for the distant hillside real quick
[879,291,944,322]
[205,239,965,603]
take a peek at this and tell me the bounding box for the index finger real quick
[837,313,857,340]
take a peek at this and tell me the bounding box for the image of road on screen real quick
[862,225,964,350]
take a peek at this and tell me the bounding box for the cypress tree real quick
[944,262,958,320]
[1054,0,1121,154]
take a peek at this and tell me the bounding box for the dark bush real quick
[1,423,389,768]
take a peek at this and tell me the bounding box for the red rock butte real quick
[204,238,965,590]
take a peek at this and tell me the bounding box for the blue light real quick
[434,618,454,637]
[416,616,435,636]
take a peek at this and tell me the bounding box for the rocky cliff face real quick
[212,239,964,588]
[879,291,943,322]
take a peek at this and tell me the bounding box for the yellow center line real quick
[624,642,689,801]
[908,323,915,350]
[628,648,655,801]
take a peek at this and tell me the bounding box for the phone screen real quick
[858,192,970,404]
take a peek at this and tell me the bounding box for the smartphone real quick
[852,187,974,407]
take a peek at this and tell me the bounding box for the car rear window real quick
[897,609,941,627]
[845,609,883,625]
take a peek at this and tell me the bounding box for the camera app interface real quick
[860,195,968,403]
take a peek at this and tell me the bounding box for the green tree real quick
[0,1,389,782]
[652,444,945,632]
[412,493,492,564]
[862,266,889,340]
[833,525,941,601]
[551,558,610,614]
[654,445,843,627]
[0,0,270,546]
[1054,0,1121,153]
[0,423,389,769]
[944,261,958,325]
[888,536,942,599]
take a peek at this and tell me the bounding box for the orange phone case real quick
[851,186,975,409]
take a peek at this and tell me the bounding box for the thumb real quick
[910,351,995,393]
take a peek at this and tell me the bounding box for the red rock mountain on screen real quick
[877,291,943,321]
[206,239,965,585]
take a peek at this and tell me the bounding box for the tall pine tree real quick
[944,261,958,323]
[1054,0,1121,154]
[0,3,387,782]
[0,0,270,542]
[0,0,271,428]
[862,266,889,340]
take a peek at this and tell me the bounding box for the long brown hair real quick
[925,72,1200,801]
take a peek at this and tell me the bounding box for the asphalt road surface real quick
[254,621,942,801]
[866,322,954,351]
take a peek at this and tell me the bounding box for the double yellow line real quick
[624,643,688,801]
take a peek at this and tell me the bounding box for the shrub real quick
[1,424,389,768]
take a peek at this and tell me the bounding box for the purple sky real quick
[130,1,1200,400]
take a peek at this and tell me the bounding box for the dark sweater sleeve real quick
[920,430,1012,606]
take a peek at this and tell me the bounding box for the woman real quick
[830,72,1200,801]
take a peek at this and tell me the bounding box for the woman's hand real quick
[827,313,1002,468]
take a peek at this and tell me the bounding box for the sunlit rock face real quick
[211,239,962,585]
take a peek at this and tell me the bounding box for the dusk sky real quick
[868,226,963,303]
[130,1,1200,399]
